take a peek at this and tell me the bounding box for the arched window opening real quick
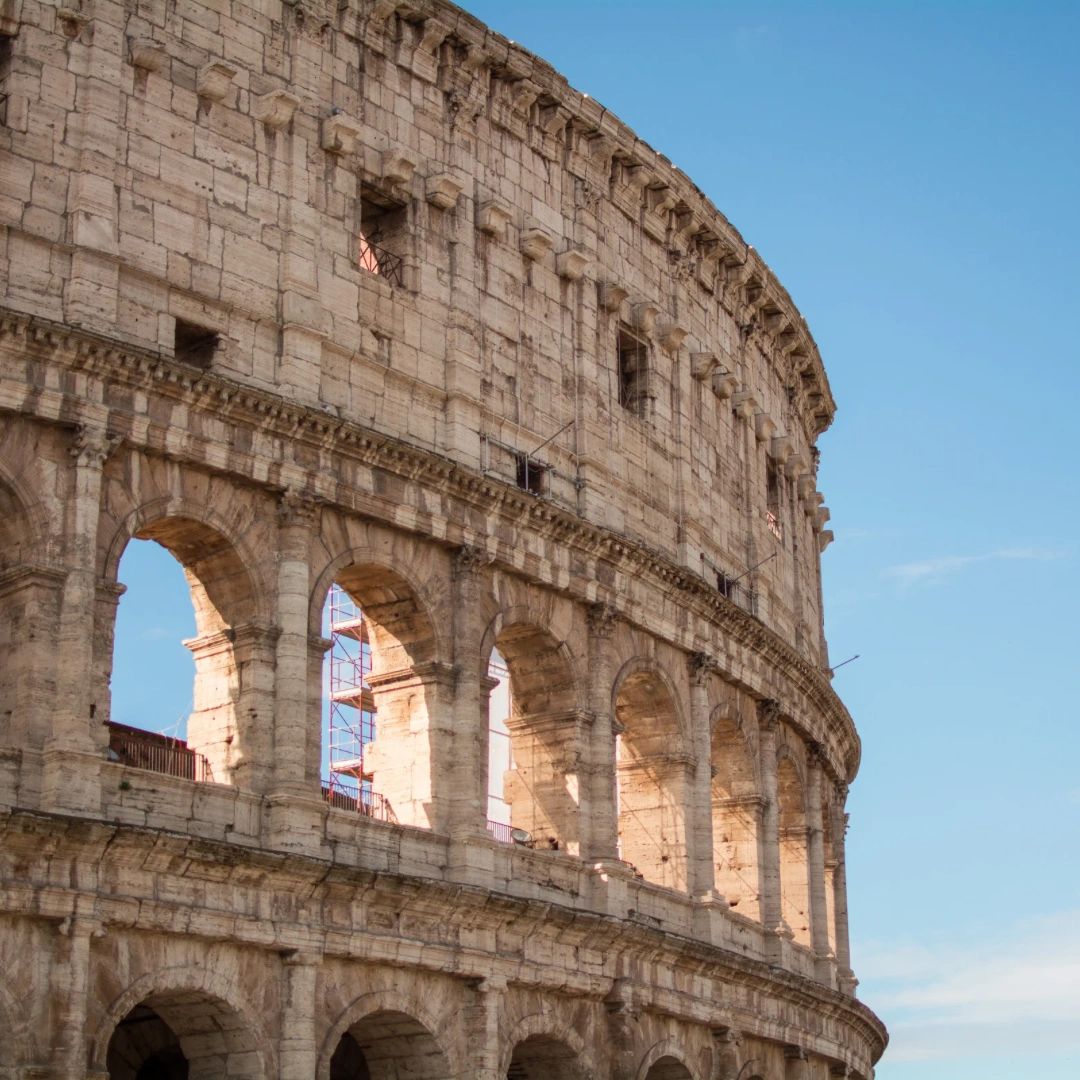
[104,992,261,1080]
[320,567,440,830]
[614,669,689,891]
[484,624,582,854]
[778,756,811,946]
[328,1009,451,1080]
[643,1057,693,1080]
[505,1034,585,1080]
[711,711,761,918]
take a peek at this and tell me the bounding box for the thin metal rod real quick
[730,551,776,584]
[530,419,575,458]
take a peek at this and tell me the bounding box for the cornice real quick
[0,309,860,782]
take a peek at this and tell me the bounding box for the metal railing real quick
[486,819,535,847]
[765,509,783,541]
[322,783,397,824]
[106,724,213,783]
[358,237,404,287]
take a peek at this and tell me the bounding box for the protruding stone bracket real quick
[556,249,590,281]
[425,173,463,210]
[657,320,688,351]
[785,451,809,480]
[768,436,792,465]
[321,111,363,155]
[520,226,554,262]
[754,412,777,443]
[476,200,512,240]
[797,474,817,501]
[381,147,417,188]
[598,282,629,312]
[252,89,300,130]
[196,60,238,103]
[731,390,759,420]
[631,301,659,334]
[0,0,23,37]
[56,6,88,38]
[712,369,739,400]
[128,37,167,72]
[690,353,718,381]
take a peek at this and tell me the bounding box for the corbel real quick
[657,320,688,351]
[476,199,512,240]
[407,17,449,83]
[785,451,809,480]
[754,412,777,442]
[797,474,816,501]
[425,173,463,210]
[731,389,759,420]
[321,111,363,155]
[520,226,555,262]
[647,182,677,217]
[813,506,831,532]
[674,206,703,246]
[818,529,834,552]
[690,353,719,382]
[56,7,88,37]
[252,89,300,130]
[537,99,571,137]
[128,37,167,73]
[598,282,629,312]
[711,369,739,400]
[631,301,660,334]
[196,60,238,103]
[768,435,792,465]
[381,147,417,187]
[804,490,825,516]
[555,248,590,281]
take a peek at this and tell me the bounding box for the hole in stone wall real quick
[173,319,219,369]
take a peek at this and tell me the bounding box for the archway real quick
[328,1009,452,1079]
[778,755,811,946]
[614,665,689,891]
[320,562,442,829]
[104,990,262,1080]
[505,1034,586,1079]
[643,1056,693,1080]
[107,515,266,789]
[485,621,582,853]
[711,710,761,918]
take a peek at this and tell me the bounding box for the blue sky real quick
[111,3,1080,1076]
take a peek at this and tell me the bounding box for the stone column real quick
[266,490,326,853]
[710,1026,742,1080]
[462,975,505,1080]
[757,699,784,952]
[831,785,858,994]
[784,1045,809,1080]
[43,426,118,814]
[448,546,493,841]
[583,602,619,864]
[279,951,321,1080]
[271,490,320,794]
[806,744,834,982]
[50,914,98,1080]
[687,653,719,902]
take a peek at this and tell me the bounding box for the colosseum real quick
[0,0,887,1076]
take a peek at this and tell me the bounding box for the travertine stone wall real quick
[0,0,883,1077]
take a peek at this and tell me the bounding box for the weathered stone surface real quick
[0,0,884,1077]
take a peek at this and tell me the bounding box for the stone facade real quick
[0,0,885,1077]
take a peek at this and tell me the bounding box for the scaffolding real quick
[323,584,396,822]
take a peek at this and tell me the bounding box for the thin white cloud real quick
[884,546,1066,585]
[860,909,1080,1064]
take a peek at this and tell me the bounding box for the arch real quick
[313,551,447,829]
[711,705,761,917]
[500,1014,588,1079]
[635,1039,698,1080]
[90,965,272,1080]
[0,461,45,569]
[319,989,455,1080]
[613,658,690,891]
[102,503,270,788]
[482,606,585,852]
[778,751,811,946]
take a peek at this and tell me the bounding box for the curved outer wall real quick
[0,0,885,1078]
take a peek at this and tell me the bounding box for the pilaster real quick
[584,602,620,864]
[279,951,321,1080]
[463,975,505,1080]
[806,744,835,983]
[757,698,784,957]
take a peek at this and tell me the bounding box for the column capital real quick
[784,1044,808,1061]
[277,487,322,529]
[756,697,781,730]
[453,542,493,579]
[587,601,619,637]
[688,650,716,686]
[69,424,121,467]
[710,1024,741,1044]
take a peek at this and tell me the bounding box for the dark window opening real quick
[515,453,547,495]
[0,36,13,126]
[617,325,649,416]
[173,319,219,369]
[766,458,783,541]
[717,572,733,598]
[358,185,406,287]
